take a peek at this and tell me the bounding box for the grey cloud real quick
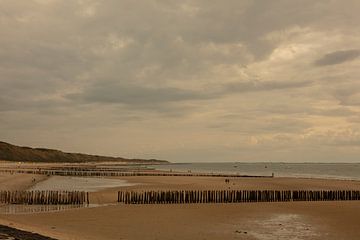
[260,119,311,134]
[326,138,360,147]
[220,104,356,118]
[224,80,311,93]
[0,95,71,113]
[68,79,311,110]
[332,83,360,106]
[208,117,311,134]
[315,49,360,66]
[67,82,215,108]
[348,116,360,123]
[338,97,360,106]
[315,108,356,117]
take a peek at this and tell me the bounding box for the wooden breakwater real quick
[0,169,271,178]
[0,190,88,205]
[117,190,360,204]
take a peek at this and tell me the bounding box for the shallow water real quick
[150,162,360,180]
[29,176,136,192]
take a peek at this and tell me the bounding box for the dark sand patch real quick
[0,224,56,240]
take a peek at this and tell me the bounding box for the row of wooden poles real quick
[2,189,360,205]
[118,190,360,204]
[0,169,270,178]
[0,166,149,172]
[0,190,89,205]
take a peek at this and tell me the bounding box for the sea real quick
[149,162,360,181]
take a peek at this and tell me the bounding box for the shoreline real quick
[1,168,360,182]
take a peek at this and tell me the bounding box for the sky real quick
[1,0,360,162]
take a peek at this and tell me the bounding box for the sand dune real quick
[0,141,168,164]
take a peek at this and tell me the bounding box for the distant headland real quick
[0,141,169,164]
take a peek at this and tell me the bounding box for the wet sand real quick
[1,173,360,240]
[0,173,48,209]
[0,173,48,191]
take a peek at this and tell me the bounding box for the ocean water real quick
[150,162,360,180]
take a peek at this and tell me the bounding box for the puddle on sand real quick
[245,214,319,240]
[29,176,136,192]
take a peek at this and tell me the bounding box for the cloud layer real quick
[315,49,360,66]
[1,0,360,162]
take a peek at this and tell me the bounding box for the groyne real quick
[117,190,360,204]
[0,169,271,178]
[0,190,88,205]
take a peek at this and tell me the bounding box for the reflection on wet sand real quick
[248,214,319,240]
[0,203,105,215]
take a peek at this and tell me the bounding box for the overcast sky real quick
[1,0,360,162]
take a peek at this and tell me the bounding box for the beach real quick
[2,0,359,239]
[1,170,360,240]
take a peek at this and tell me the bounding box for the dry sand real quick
[1,173,360,240]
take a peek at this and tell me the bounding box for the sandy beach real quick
[2,0,360,238]
[1,171,360,240]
